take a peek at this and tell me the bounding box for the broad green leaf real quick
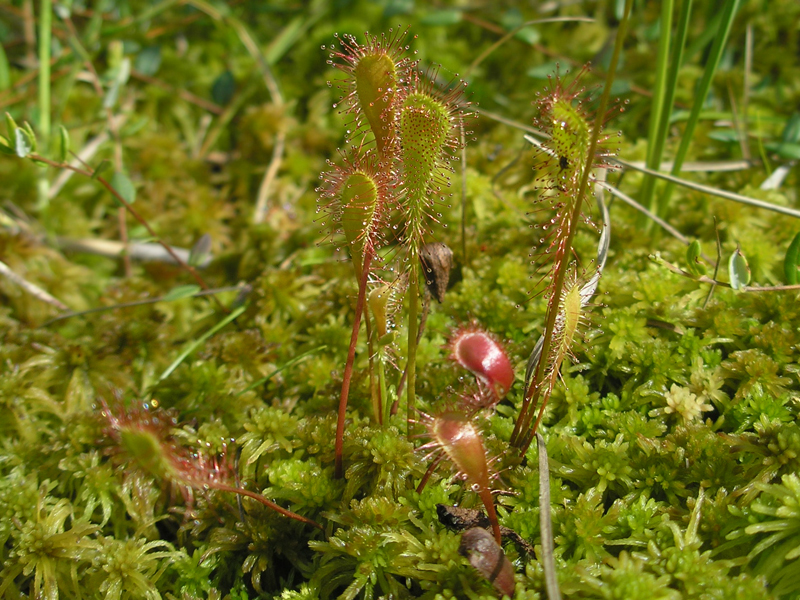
[781,113,800,144]
[784,232,800,285]
[420,9,462,26]
[14,127,32,157]
[765,142,800,160]
[686,240,706,277]
[188,233,212,267]
[53,3,70,18]
[104,57,131,109]
[708,129,740,142]
[383,0,413,18]
[5,112,18,137]
[110,171,136,204]
[162,285,201,302]
[514,26,541,45]
[135,46,162,76]
[211,71,235,106]
[0,134,15,155]
[728,247,750,290]
[23,122,37,152]
[58,125,70,163]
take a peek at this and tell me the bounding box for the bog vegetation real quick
[1,1,800,599]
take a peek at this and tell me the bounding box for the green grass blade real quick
[658,0,742,216]
[639,0,673,219]
[159,305,246,382]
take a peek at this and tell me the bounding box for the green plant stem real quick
[377,345,389,426]
[334,251,373,479]
[36,0,51,211]
[406,255,419,438]
[511,0,633,450]
[366,315,381,426]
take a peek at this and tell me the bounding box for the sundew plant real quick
[1,1,800,599]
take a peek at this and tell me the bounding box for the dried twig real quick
[0,259,69,311]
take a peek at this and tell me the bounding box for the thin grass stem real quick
[35,0,51,211]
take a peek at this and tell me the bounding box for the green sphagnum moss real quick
[1,2,800,599]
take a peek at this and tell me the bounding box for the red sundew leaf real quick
[452,329,514,401]
[433,412,491,491]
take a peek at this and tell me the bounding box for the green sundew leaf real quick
[92,159,111,180]
[728,247,750,290]
[14,127,32,157]
[0,44,9,91]
[162,285,201,302]
[355,53,398,157]
[686,240,706,277]
[110,171,136,204]
[784,232,800,285]
[58,125,70,163]
[211,70,235,106]
[0,134,15,155]
[420,9,462,26]
[135,46,162,76]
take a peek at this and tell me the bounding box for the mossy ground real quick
[1,1,800,599]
